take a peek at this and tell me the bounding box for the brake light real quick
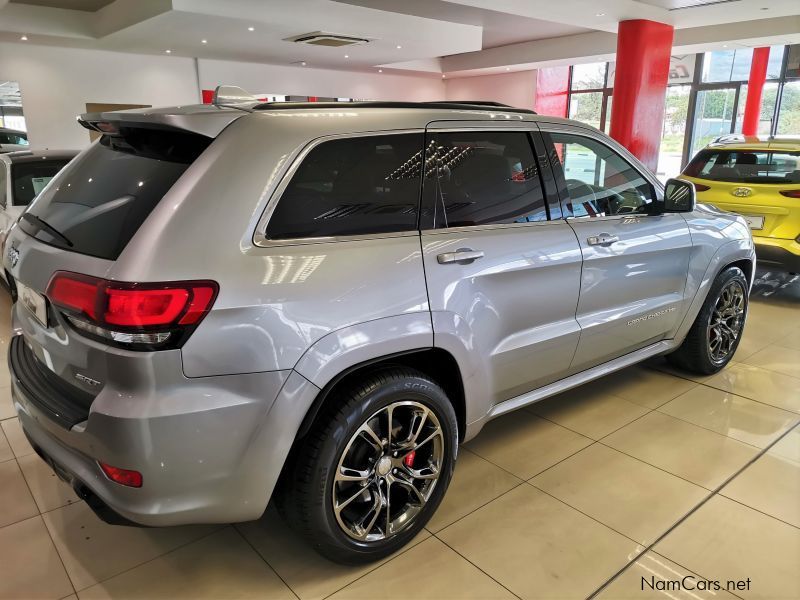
[779,190,800,198]
[46,271,218,348]
[99,462,142,488]
[693,183,711,192]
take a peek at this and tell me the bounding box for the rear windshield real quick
[11,160,72,206]
[684,149,800,184]
[19,128,211,260]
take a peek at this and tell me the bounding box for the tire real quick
[278,367,458,564]
[668,266,748,375]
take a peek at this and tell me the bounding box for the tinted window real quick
[0,131,28,145]
[19,128,210,260]
[548,132,655,217]
[424,131,547,228]
[684,150,800,184]
[11,160,71,206]
[267,134,424,239]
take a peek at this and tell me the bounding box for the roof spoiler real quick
[212,85,258,108]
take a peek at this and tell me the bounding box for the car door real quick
[540,125,692,372]
[420,122,583,407]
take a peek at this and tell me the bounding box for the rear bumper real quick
[754,237,800,272]
[8,333,315,526]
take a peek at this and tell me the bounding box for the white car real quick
[0,150,77,287]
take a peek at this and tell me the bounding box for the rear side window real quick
[684,150,800,184]
[423,131,547,228]
[19,128,210,260]
[267,133,424,240]
[11,160,71,206]
[0,131,28,145]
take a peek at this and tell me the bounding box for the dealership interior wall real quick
[1,1,800,599]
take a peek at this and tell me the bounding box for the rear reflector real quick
[99,462,142,488]
[46,272,218,349]
[693,183,711,192]
[779,190,800,198]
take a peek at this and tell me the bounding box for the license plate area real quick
[741,215,764,230]
[16,281,49,326]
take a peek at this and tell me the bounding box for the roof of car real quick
[0,149,78,164]
[705,134,800,152]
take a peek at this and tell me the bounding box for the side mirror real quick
[664,178,696,213]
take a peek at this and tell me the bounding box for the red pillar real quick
[742,47,770,136]
[535,66,570,118]
[609,19,674,172]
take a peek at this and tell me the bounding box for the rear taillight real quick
[779,190,800,198]
[99,462,142,488]
[46,271,218,349]
[693,183,711,192]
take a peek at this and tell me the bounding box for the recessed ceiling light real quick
[344,54,349,58]
[20,35,28,41]
[378,69,383,73]
[596,13,605,16]
[301,61,307,66]
[201,39,207,44]
[723,44,728,48]
[248,26,255,32]
[396,45,402,49]
[442,74,446,78]
[165,49,172,53]
[505,67,510,71]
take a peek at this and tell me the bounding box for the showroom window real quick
[267,133,424,240]
[423,131,547,228]
[567,61,613,133]
[546,132,655,218]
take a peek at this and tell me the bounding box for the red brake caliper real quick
[403,450,416,468]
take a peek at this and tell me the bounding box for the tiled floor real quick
[1,269,798,600]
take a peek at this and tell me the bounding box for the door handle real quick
[437,248,485,265]
[586,233,619,246]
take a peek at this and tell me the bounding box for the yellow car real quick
[680,136,800,272]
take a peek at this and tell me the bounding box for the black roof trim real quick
[251,100,536,114]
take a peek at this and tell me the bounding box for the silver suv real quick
[4,98,755,564]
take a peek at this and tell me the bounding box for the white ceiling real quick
[0,0,798,77]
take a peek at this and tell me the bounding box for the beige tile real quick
[721,453,800,527]
[658,385,799,449]
[775,328,800,352]
[329,537,515,600]
[1,417,34,458]
[18,452,79,513]
[528,385,650,440]
[655,495,800,600]
[603,411,759,489]
[0,386,15,421]
[238,506,428,600]
[77,527,294,599]
[594,366,699,409]
[0,516,74,600]
[597,551,739,599]
[768,426,800,464]
[42,501,218,591]
[702,363,800,413]
[0,458,40,527]
[465,410,592,479]
[744,344,800,379]
[531,444,707,545]
[438,484,641,599]
[0,427,12,463]
[426,449,521,532]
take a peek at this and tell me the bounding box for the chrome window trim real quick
[253,129,425,248]
[420,219,566,236]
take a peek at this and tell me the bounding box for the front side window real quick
[11,160,72,206]
[684,150,800,184]
[423,131,547,228]
[547,132,655,217]
[267,133,424,240]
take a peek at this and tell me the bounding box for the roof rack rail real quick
[251,100,536,114]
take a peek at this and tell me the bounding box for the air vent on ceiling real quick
[636,0,742,10]
[285,32,370,47]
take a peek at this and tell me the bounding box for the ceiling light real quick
[505,67,510,71]
[344,54,349,58]
[20,35,28,41]
[442,74,446,78]
[165,49,171,53]
[723,44,728,48]
[201,39,208,44]
[301,61,307,66]
[596,13,605,16]
[378,69,383,73]
[248,26,255,32]
[396,45,402,49]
